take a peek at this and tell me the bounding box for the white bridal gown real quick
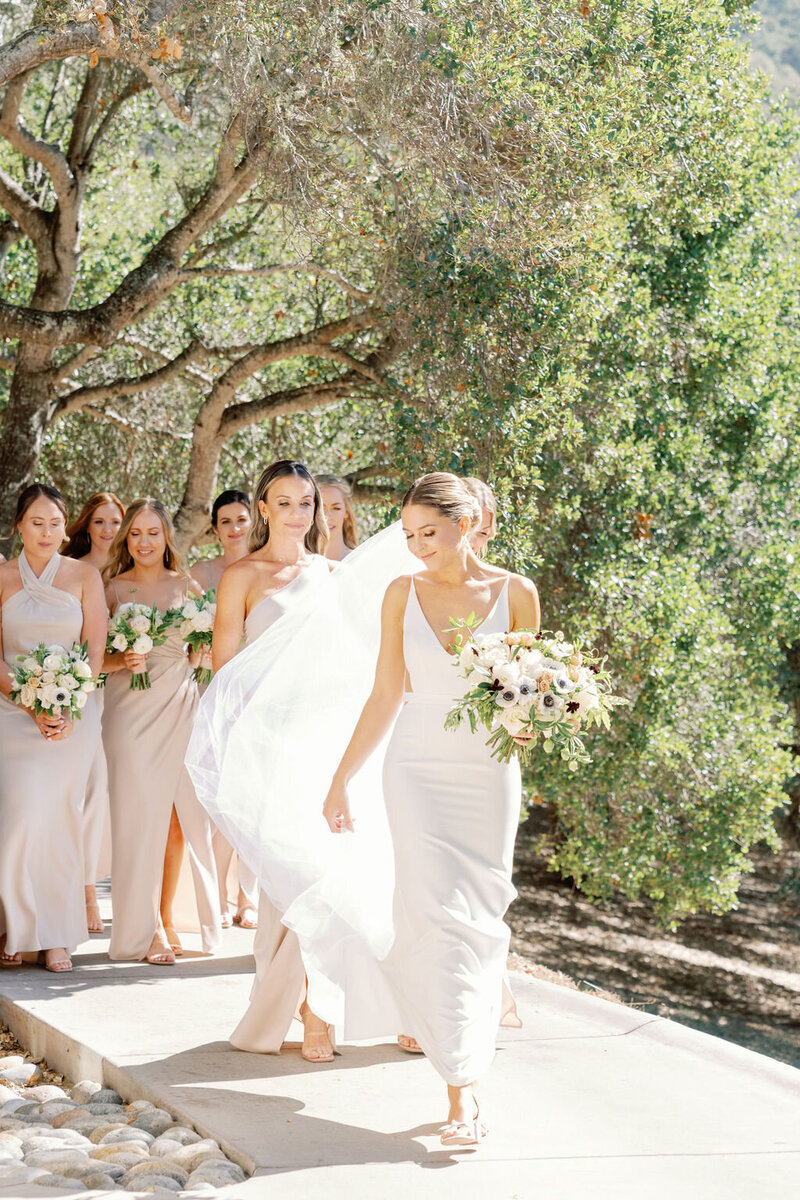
[0,551,100,953]
[381,576,521,1086]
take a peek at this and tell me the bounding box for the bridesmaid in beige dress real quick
[102,498,221,965]
[192,489,259,931]
[0,485,106,971]
[63,491,125,933]
[210,461,335,1061]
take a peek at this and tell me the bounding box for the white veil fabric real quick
[185,522,419,1037]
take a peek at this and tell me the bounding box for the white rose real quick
[571,687,600,715]
[115,602,135,618]
[73,690,88,709]
[19,683,36,708]
[72,659,92,679]
[40,670,55,685]
[192,610,213,632]
[499,705,530,736]
[182,599,199,619]
[179,619,194,639]
[550,641,574,658]
[112,633,129,652]
[81,679,95,694]
[132,635,153,655]
[21,656,39,671]
[129,614,151,635]
[459,641,480,671]
[43,653,64,671]
[61,675,79,690]
[518,648,544,674]
[492,663,518,687]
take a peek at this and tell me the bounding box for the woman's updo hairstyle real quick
[462,477,497,536]
[13,483,69,533]
[315,473,359,550]
[248,460,328,554]
[211,489,250,529]
[401,472,480,531]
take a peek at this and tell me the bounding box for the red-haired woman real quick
[63,492,125,933]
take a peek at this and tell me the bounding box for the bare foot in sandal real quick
[0,934,21,968]
[398,1034,424,1053]
[146,926,176,965]
[42,948,72,972]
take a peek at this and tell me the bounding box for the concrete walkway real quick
[1,888,799,1200]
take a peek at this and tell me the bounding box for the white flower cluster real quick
[176,595,216,640]
[459,630,601,740]
[108,602,158,656]
[11,642,95,718]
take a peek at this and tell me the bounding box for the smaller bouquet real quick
[107,602,175,691]
[172,591,216,686]
[10,641,96,721]
[445,626,626,768]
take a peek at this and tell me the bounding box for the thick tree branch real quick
[220,376,363,437]
[0,75,75,202]
[0,169,49,245]
[310,344,386,386]
[67,60,107,169]
[51,343,102,383]
[55,340,208,415]
[84,79,146,167]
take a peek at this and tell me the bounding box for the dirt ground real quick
[508,817,800,1069]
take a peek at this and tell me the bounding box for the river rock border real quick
[0,1058,247,1193]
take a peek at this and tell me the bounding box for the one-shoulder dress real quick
[0,551,101,953]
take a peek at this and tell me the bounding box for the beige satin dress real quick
[0,551,100,953]
[82,688,111,883]
[229,577,314,1053]
[103,583,221,960]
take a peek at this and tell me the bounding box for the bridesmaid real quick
[211,460,335,1062]
[63,491,125,933]
[102,498,220,964]
[316,475,359,561]
[462,477,497,559]
[0,484,106,970]
[324,473,540,1143]
[192,489,258,930]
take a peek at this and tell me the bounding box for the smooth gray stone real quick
[89,1143,149,1164]
[93,1089,124,1105]
[84,1171,123,1190]
[0,1117,27,1131]
[34,1101,79,1120]
[34,1174,88,1190]
[125,1100,155,1113]
[10,1103,37,1115]
[88,1122,129,1144]
[21,1128,91,1147]
[69,1081,102,1105]
[166,1139,220,1172]
[90,1149,149,1170]
[0,1086,22,1107]
[160,1126,201,1146]
[124,1172,182,1192]
[98,1126,154,1146]
[83,1101,129,1116]
[0,1162,48,1184]
[23,1148,91,1170]
[124,1159,187,1184]
[0,1097,28,1115]
[186,1159,246,1185]
[131,1109,174,1137]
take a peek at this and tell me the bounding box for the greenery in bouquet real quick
[106,602,175,691]
[169,591,216,687]
[10,642,96,720]
[445,626,626,767]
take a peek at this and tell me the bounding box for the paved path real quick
[1,888,799,1199]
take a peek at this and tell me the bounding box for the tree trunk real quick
[0,346,58,555]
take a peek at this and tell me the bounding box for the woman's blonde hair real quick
[63,491,126,559]
[462,478,497,532]
[103,497,186,582]
[315,474,359,550]
[248,460,328,554]
[401,472,480,529]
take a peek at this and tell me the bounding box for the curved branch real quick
[0,169,49,246]
[55,340,208,415]
[0,75,75,201]
[179,262,374,301]
[220,376,363,437]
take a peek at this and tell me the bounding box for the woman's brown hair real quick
[248,460,328,554]
[63,491,125,559]
[102,498,186,582]
[315,474,359,550]
[401,472,480,530]
[12,484,69,540]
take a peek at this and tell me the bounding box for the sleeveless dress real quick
[103,584,221,960]
[0,551,101,954]
[82,687,111,884]
[230,559,328,1052]
[381,577,521,1086]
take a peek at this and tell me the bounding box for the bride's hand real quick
[323,779,355,834]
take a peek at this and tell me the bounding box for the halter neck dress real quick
[380,575,521,1086]
[102,580,221,960]
[0,551,100,954]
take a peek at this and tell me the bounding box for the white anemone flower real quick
[132,634,153,655]
[496,684,520,709]
[112,633,128,652]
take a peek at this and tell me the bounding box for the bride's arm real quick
[323,577,409,832]
[509,574,541,632]
[211,563,248,672]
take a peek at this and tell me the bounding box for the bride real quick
[323,472,539,1145]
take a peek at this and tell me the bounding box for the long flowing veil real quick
[185,522,419,1036]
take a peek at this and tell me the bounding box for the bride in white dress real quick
[323,472,540,1145]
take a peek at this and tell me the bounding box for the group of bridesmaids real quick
[0,460,539,1145]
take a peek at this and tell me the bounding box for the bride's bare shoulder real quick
[384,574,415,604]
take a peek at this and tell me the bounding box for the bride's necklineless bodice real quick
[245,556,329,644]
[404,576,510,699]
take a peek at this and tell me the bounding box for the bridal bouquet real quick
[445,627,625,767]
[171,591,216,686]
[107,602,175,691]
[10,641,96,720]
